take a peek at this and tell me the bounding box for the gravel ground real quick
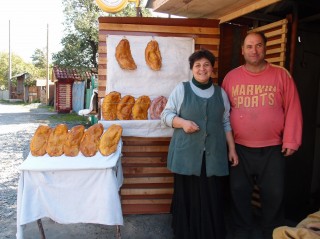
[0,102,173,239]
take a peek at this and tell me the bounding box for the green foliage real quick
[48,112,90,125]
[0,52,46,89]
[31,48,47,68]
[52,0,102,70]
[52,0,152,70]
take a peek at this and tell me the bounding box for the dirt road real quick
[0,102,173,239]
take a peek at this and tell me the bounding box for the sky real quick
[0,0,64,63]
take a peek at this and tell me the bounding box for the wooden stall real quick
[98,17,221,214]
[52,67,81,113]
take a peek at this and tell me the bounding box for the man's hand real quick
[282,148,296,157]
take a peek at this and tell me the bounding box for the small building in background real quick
[52,67,80,113]
[36,79,54,104]
[9,72,30,102]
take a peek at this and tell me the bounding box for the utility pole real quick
[46,24,49,105]
[8,20,12,98]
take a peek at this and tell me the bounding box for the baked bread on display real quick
[99,124,123,156]
[102,91,121,120]
[80,123,104,157]
[46,124,68,157]
[64,125,85,157]
[150,96,167,120]
[115,38,137,70]
[145,40,162,71]
[30,125,52,156]
[132,95,151,120]
[117,95,135,120]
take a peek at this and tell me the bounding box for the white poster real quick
[106,35,194,99]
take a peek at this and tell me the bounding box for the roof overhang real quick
[147,0,282,23]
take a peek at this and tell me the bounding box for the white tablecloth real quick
[99,119,173,137]
[16,141,123,239]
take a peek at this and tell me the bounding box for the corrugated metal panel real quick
[72,81,86,114]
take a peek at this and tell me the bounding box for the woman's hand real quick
[225,131,239,166]
[182,120,200,133]
[172,116,200,133]
[228,149,239,166]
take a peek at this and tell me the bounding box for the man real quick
[222,32,303,239]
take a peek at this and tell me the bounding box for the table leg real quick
[37,219,46,239]
[116,225,121,239]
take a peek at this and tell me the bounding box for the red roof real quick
[52,67,81,81]
[52,67,97,81]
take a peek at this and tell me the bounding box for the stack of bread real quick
[30,123,123,157]
[101,91,167,121]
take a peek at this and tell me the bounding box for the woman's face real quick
[192,58,213,84]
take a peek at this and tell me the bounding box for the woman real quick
[161,49,238,239]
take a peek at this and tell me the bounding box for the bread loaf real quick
[46,124,68,157]
[145,40,162,71]
[64,125,85,157]
[115,39,137,70]
[117,95,135,120]
[102,91,121,120]
[150,96,167,120]
[99,124,123,156]
[132,95,151,120]
[80,123,104,157]
[30,125,52,156]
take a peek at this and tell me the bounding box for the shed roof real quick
[52,67,97,82]
[11,72,30,80]
[146,0,320,24]
[52,67,81,81]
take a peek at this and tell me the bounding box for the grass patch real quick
[0,99,28,105]
[38,104,55,112]
[48,112,90,124]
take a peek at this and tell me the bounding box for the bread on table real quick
[115,38,137,70]
[145,40,162,71]
[132,95,151,120]
[64,125,85,157]
[117,95,135,120]
[99,124,123,156]
[80,123,104,157]
[150,96,167,120]
[102,91,121,120]
[30,125,52,156]
[46,124,68,157]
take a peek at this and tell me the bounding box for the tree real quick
[0,52,43,89]
[52,0,152,71]
[31,48,47,68]
[31,48,48,79]
[52,0,102,70]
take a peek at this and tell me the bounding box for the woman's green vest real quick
[167,82,229,177]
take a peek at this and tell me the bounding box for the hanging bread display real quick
[150,96,167,120]
[99,124,123,156]
[46,124,68,157]
[102,91,121,120]
[115,38,137,70]
[30,125,52,156]
[80,123,104,157]
[132,95,151,120]
[145,40,162,71]
[117,95,135,120]
[63,125,85,157]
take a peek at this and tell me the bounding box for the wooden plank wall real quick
[249,19,288,66]
[121,137,172,214]
[98,17,220,214]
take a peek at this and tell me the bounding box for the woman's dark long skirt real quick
[171,157,226,239]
